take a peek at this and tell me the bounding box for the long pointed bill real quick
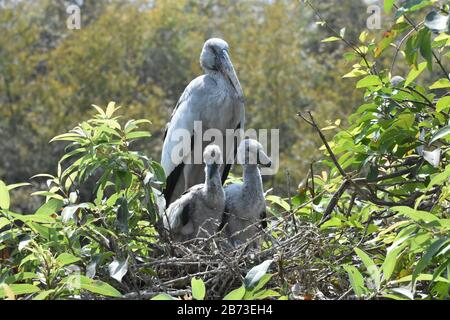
[219,50,244,102]
[258,151,272,168]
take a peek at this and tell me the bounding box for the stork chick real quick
[162,144,225,242]
[222,139,272,247]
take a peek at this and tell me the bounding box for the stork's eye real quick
[210,46,218,55]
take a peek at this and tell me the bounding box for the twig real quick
[319,180,349,225]
[286,170,298,233]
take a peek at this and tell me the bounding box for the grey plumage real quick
[161,38,245,205]
[162,144,225,242]
[223,139,272,247]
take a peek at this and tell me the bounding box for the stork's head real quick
[237,139,272,167]
[200,38,244,100]
[203,144,223,176]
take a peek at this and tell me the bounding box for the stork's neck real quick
[204,68,220,76]
[243,165,264,197]
[205,164,222,193]
[205,70,235,93]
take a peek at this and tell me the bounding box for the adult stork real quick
[161,38,245,205]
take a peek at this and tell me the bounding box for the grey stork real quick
[221,139,272,247]
[162,144,225,242]
[161,38,245,205]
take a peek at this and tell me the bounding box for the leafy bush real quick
[295,0,450,299]
[0,102,165,299]
[1,0,450,301]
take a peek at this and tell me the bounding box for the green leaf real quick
[343,265,366,298]
[384,0,394,13]
[49,133,83,143]
[6,182,31,191]
[151,161,166,183]
[428,164,450,188]
[33,290,55,300]
[382,237,409,281]
[359,31,368,43]
[419,29,433,70]
[0,217,10,229]
[124,131,151,140]
[321,36,341,43]
[405,34,419,65]
[244,260,273,290]
[6,211,55,223]
[265,195,290,211]
[382,247,402,280]
[4,272,39,284]
[56,253,81,266]
[35,199,63,216]
[65,275,121,297]
[430,125,450,144]
[249,274,273,294]
[393,273,450,284]
[320,216,342,229]
[404,61,427,86]
[30,174,55,180]
[223,285,246,300]
[105,101,116,117]
[354,248,381,290]
[413,237,449,283]
[92,104,106,116]
[430,79,450,89]
[31,191,64,200]
[342,69,368,78]
[356,75,382,88]
[0,284,40,298]
[191,277,206,300]
[0,180,10,210]
[436,96,450,112]
[115,197,129,233]
[396,0,433,18]
[391,206,439,223]
[253,289,280,300]
[151,293,178,300]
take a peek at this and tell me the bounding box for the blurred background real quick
[0,0,381,211]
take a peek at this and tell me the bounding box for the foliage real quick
[0,103,164,299]
[0,103,287,301]
[1,0,450,301]
[294,0,450,299]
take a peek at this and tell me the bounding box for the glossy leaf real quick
[0,180,10,210]
[223,285,246,300]
[191,277,206,300]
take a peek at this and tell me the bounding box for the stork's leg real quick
[221,123,241,184]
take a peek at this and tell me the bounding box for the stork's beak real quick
[257,151,272,168]
[219,50,244,102]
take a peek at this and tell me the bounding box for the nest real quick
[122,214,350,300]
